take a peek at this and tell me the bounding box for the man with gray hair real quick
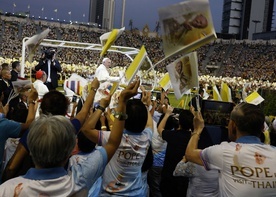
[0,80,140,196]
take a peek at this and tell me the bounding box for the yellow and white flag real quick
[212,85,222,101]
[125,45,147,85]
[220,82,232,102]
[245,91,264,105]
[159,73,171,91]
[100,27,125,57]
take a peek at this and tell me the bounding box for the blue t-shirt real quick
[20,118,81,152]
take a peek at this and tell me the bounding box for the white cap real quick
[102,57,110,64]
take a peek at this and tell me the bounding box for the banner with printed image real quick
[158,0,216,58]
[166,52,199,99]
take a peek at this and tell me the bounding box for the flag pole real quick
[121,0,126,28]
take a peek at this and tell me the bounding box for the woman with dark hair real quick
[82,90,154,196]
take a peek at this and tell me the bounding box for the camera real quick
[44,48,55,60]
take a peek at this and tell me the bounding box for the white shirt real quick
[94,64,120,103]
[33,80,49,99]
[33,80,49,118]
[201,137,276,197]
[98,128,152,196]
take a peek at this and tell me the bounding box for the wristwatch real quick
[28,100,36,105]
[96,105,105,112]
[113,111,128,120]
[91,87,98,92]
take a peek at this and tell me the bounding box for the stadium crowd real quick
[0,15,276,87]
[0,14,276,197]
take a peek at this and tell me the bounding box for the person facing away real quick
[33,70,49,100]
[173,126,219,197]
[0,86,37,176]
[1,78,100,182]
[185,102,276,197]
[0,79,140,196]
[81,90,153,196]
[158,107,194,197]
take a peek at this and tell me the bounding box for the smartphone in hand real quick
[72,95,77,102]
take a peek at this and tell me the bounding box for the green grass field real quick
[166,93,193,109]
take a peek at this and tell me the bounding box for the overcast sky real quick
[1,0,275,32]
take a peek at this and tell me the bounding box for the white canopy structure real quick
[21,37,156,89]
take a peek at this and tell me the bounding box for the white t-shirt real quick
[151,121,167,167]
[99,128,152,196]
[201,136,276,197]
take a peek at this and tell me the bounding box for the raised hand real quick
[100,95,112,109]
[119,79,140,103]
[166,105,174,115]
[191,106,204,132]
[142,91,151,107]
[90,77,100,90]
[28,85,38,102]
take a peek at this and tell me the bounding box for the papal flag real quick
[25,28,51,63]
[212,85,222,101]
[125,45,147,85]
[245,91,264,105]
[220,82,232,102]
[159,73,171,91]
[100,27,125,57]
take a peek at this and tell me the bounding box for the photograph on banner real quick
[12,80,32,93]
[166,52,199,99]
[158,0,216,58]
